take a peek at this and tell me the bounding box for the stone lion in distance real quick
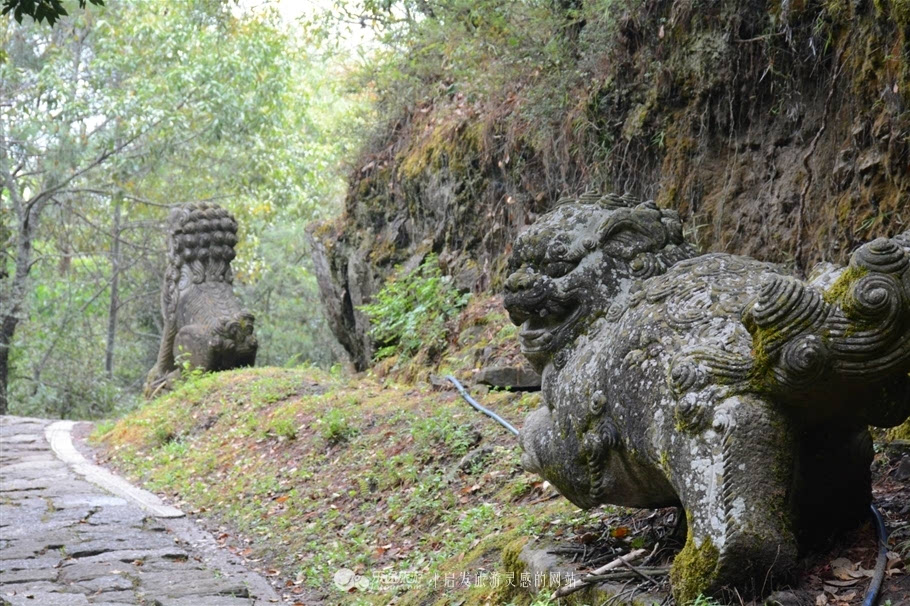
[144,203,257,397]
[503,192,910,602]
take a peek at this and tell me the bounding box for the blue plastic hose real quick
[863,503,889,606]
[445,375,519,437]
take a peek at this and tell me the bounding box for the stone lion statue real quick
[503,192,910,602]
[144,203,258,397]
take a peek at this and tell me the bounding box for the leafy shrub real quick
[266,415,298,440]
[177,350,209,383]
[319,407,357,444]
[360,254,469,361]
[411,410,480,458]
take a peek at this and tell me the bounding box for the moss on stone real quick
[501,536,529,574]
[659,450,671,475]
[747,323,785,392]
[669,525,720,604]
[823,265,869,306]
[886,417,910,441]
[397,119,486,180]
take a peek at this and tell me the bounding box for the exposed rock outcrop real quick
[309,0,910,366]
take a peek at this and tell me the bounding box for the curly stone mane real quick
[162,203,239,320]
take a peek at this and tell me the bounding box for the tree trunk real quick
[0,120,42,416]
[105,193,122,378]
[0,209,33,416]
[0,317,15,415]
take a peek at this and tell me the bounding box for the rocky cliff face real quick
[309,0,909,369]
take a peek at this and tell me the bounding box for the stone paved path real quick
[0,416,279,606]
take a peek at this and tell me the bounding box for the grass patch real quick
[93,360,586,605]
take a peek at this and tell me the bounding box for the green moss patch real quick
[887,417,910,441]
[669,527,720,605]
[823,265,869,306]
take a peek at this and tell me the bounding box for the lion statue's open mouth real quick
[503,268,583,360]
[516,303,582,355]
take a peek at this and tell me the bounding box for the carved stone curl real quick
[144,204,257,397]
[503,194,910,603]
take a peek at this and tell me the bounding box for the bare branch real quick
[54,188,177,209]
[22,89,198,217]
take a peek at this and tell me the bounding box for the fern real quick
[360,254,469,361]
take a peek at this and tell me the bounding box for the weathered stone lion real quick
[144,203,257,397]
[503,192,910,602]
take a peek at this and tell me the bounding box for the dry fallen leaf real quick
[816,592,829,606]
[610,526,630,539]
[830,557,855,580]
[838,590,857,602]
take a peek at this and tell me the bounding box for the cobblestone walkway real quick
[1,416,279,606]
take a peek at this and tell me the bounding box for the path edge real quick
[45,420,185,518]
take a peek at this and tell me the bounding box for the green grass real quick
[93,363,595,605]
[318,407,357,444]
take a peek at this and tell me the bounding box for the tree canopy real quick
[1,0,368,416]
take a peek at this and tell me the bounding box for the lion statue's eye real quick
[544,261,576,278]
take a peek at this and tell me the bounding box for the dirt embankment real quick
[310,0,909,367]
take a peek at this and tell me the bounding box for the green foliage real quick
[7,260,137,419]
[2,1,369,418]
[266,415,298,440]
[319,407,357,444]
[2,0,102,26]
[308,0,616,159]
[411,409,478,457]
[313,1,578,106]
[360,254,469,361]
[177,351,209,383]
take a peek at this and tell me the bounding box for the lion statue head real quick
[503,193,695,372]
